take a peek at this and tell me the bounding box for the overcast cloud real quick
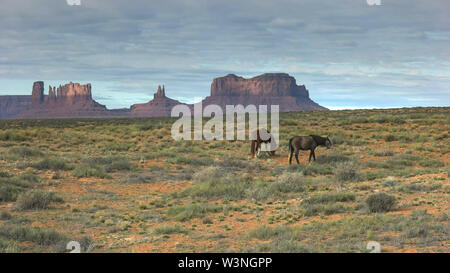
[0,0,449,109]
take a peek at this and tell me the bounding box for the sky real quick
[0,0,449,109]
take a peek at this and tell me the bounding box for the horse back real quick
[291,136,316,150]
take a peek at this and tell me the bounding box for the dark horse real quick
[250,128,277,158]
[288,135,332,165]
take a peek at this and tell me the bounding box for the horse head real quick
[325,136,333,149]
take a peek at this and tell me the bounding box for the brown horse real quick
[250,128,277,158]
[288,135,332,165]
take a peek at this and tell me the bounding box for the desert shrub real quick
[434,133,448,141]
[72,166,108,178]
[0,174,40,202]
[215,157,250,169]
[397,134,413,143]
[83,156,114,165]
[187,167,311,201]
[345,138,368,146]
[386,155,419,169]
[384,134,397,142]
[105,158,133,172]
[0,225,66,246]
[192,167,225,184]
[271,172,306,193]
[335,161,360,183]
[0,238,20,253]
[315,152,350,165]
[418,159,445,168]
[366,193,396,213]
[373,114,405,124]
[105,142,133,152]
[78,236,95,252]
[246,186,272,201]
[0,186,21,202]
[327,132,346,145]
[15,190,63,210]
[166,154,212,166]
[281,119,298,126]
[0,211,11,220]
[348,117,369,124]
[145,149,178,160]
[371,149,394,157]
[18,173,41,183]
[302,203,347,216]
[304,192,355,204]
[186,166,253,199]
[248,172,309,200]
[139,122,164,131]
[252,238,318,253]
[382,176,398,187]
[0,131,28,142]
[0,173,39,187]
[291,164,333,176]
[362,170,389,181]
[119,174,153,184]
[28,158,71,171]
[83,156,133,172]
[405,226,429,238]
[398,182,442,193]
[167,203,222,221]
[151,225,186,235]
[364,161,385,169]
[368,155,420,170]
[403,210,434,238]
[8,147,43,158]
[0,172,10,178]
[299,192,354,216]
[248,225,297,240]
[247,225,319,252]
[181,173,248,200]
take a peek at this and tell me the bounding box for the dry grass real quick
[0,107,448,252]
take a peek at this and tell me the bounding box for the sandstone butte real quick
[15,81,129,119]
[0,73,327,119]
[130,85,187,117]
[203,73,327,112]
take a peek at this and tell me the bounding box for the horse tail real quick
[288,137,293,159]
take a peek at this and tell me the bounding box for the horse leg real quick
[289,149,293,165]
[295,149,300,165]
[250,140,256,158]
[263,141,271,157]
[308,150,313,163]
[312,150,316,161]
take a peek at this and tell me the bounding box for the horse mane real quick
[309,135,326,145]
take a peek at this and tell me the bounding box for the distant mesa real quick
[0,95,32,119]
[204,73,326,112]
[130,85,187,117]
[0,73,326,119]
[15,82,123,119]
